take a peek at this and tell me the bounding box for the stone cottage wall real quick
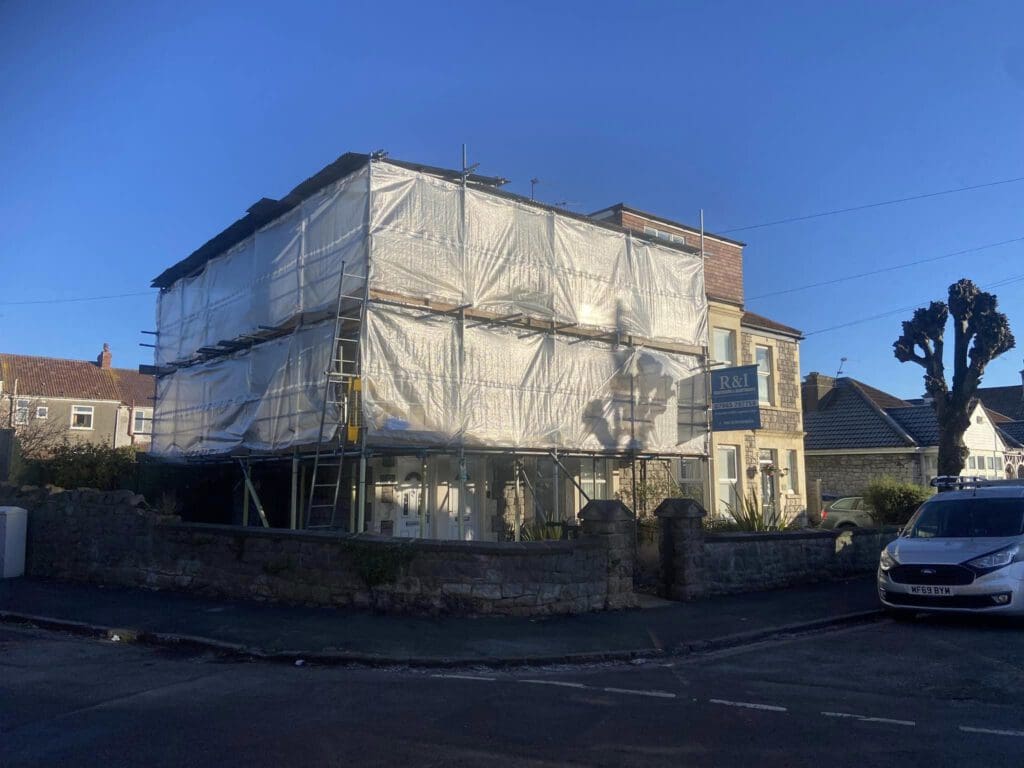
[805,453,922,496]
[0,484,633,616]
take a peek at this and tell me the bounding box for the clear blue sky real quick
[3,1,1024,398]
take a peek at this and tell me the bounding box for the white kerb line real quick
[709,698,787,712]
[822,711,915,727]
[431,674,496,682]
[521,680,587,689]
[959,725,1024,738]
[603,687,677,699]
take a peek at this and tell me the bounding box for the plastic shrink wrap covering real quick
[361,305,707,454]
[152,160,708,457]
[155,166,369,365]
[153,322,338,456]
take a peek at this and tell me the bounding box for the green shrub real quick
[862,476,932,526]
[21,442,137,491]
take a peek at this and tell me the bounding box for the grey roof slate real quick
[804,379,914,450]
[885,405,940,446]
[997,421,1024,447]
[976,385,1024,421]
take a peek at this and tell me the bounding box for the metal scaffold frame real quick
[150,149,712,537]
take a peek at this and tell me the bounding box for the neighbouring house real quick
[802,372,1024,496]
[973,367,1024,459]
[591,204,806,521]
[0,344,156,453]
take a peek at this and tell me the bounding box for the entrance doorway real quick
[758,449,777,525]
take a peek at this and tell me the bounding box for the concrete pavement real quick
[0,575,882,665]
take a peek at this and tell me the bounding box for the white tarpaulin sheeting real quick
[152,322,338,456]
[369,162,706,346]
[361,305,707,454]
[152,160,708,457]
[155,166,369,365]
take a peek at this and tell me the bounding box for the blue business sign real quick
[711,364,761,432]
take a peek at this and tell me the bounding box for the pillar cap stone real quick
[578,499,634,522]
[654,498,707,520]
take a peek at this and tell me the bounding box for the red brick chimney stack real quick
[98,343,112,369]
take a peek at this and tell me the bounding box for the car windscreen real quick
[903,498,1024,538]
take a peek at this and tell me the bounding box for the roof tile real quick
[0,353,155,406]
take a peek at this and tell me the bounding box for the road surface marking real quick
[709,698,787,712]
[603,687,677,699]
[431,674,496,682]
[959,725,1024,738]
[521,680,587,689]
[822,711,915,727]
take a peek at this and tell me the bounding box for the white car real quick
[878,480,1024,616]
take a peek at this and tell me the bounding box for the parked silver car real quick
[820,496,875,529]
[878,480,1024,616]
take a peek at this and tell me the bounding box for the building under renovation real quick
[149,152,709,540]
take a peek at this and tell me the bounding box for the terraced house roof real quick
[0,353,155,406]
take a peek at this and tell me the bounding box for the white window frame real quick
[716,445,740,516]
[70,405,94,431]
[14,398,30,426]
[756,345,775,406]
[712,328,736,367]
[784,449,799,494]
[677,457,705,502]
[35,406,48,419]
[133,409,150,435]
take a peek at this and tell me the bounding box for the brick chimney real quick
[802,372,836,413]
[97,343,112,369]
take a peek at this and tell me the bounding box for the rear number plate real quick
[909,585,954,596]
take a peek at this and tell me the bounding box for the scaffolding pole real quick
[513,455,522,541]
[290,452,299,530]
[553,449,560,522]
[701,208,715,515]
[457,448,466,541]
[548,450,590,504]
[419,454,428,538]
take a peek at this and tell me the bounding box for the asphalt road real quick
[2,614,1023,767]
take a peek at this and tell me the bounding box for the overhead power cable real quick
[720,174,1024,234]
[0,290,153,306]
[803,272,1024,337]
[747,235,1024,301]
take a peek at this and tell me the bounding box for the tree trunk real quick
[936,407,969,483]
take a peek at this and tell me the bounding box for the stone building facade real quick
[804,451,924,498]
[590,204,807,522]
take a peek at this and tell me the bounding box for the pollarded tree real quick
[893,279,1015,477]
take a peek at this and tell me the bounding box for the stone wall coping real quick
[578,499,634,522]
[160,522,581,556]
[705,526,900,544]
[654,498,708,520]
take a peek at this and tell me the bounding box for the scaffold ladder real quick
[305,261,365,529]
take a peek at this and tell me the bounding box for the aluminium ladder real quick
[305,261,367,529]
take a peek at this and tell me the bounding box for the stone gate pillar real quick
[655,498,707,601]
[579,499,637,610]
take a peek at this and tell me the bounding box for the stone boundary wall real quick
[650,498,898,599]
[702,527,897,596]
[0,484,634,616]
